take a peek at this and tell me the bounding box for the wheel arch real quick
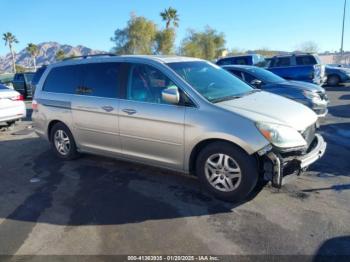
[188,138,256,176]
[47,120,70,141]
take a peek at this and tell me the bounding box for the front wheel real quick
[327,75,340,86]
[196,142,259,202]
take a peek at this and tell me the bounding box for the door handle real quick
[101,106,114,112]
[122,108,137,115]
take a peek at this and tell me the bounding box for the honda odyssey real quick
[32,55,326,201]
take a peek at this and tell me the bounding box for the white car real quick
[0,84,26,125]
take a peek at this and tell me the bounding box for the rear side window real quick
[274,57,291,67]
[232,57,249,65]
[82,63,120,98]
[217,58,233,65]
[296,55,317,65]
[43,65,82,94]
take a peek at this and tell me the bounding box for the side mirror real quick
[250,79,262,87]
[162,86,180,105]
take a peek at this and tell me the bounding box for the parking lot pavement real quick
[0,90,349,257]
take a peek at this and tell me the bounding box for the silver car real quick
[32,55,327,201]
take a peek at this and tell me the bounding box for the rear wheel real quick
[50,123,79,160]
[327,75,340,86]
[196,142,259,202]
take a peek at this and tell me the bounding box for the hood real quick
[216,91,317,131]
[272,80,325,92]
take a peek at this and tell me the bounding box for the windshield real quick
[167,61,253,102]
[247,67,286,84]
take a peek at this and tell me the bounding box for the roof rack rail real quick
[62,53,117,61]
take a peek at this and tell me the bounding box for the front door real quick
[119,63,185,169]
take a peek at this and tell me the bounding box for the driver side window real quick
[127,64,177,104]
[242,72,255,83]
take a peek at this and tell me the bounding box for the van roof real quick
[56,54,202,65]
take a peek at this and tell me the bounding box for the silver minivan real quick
[32,55,327,201]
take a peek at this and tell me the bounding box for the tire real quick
[50,122,79,160]
[196,142,259,202]
[6,121,16,126]
[327,75,340,86]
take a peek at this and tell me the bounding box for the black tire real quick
[196,142,259,202]
[50,122,79,160]
[327,75,340,86]
[6,121,16,126]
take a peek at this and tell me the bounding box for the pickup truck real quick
[267,54,326,85]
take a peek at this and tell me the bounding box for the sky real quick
[0,0,349,56]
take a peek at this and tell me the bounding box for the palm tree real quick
[55,49,65,61]
[2,32,19,73]
[26,43,39,70]
[160,7,179,29]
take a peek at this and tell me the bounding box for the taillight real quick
[32,99,38,111]
[10,94,24,101]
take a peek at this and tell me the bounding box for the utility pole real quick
[340,0,347,60]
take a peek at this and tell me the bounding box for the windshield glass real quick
[247,67,286,84]
[167,61,253,102]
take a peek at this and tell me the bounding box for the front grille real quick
[302,124,316,147]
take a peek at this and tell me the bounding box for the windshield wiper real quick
[211,89,261,103]
[211,95,242,103]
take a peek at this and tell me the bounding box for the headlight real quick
[303,91,321,102]
[256,122,307,148]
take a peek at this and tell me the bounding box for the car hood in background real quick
[216,91,317,131]
[267,80,325,92]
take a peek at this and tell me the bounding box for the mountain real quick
[0,42,105,73]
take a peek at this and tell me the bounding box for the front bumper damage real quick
[262,134,327,188]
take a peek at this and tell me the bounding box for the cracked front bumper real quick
[263,134,327,188]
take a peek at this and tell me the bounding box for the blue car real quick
[325,65,350,86]
[216,54,266,66]
[223,65,329,117]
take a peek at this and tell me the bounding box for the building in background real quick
[319,52,350,66]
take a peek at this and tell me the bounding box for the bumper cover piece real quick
[264,134,327,188]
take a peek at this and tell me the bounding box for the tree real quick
[155,28,176,55]
[160,7,179,29]
[26,43,39,70]
[298,41,319,53]
[2,32,19,73]
[15,64,26,73]
[111,14,157,55]
[253,48,279,57]
[55,49,66,61]
[180,27,226,60]
[228,48,245,56]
